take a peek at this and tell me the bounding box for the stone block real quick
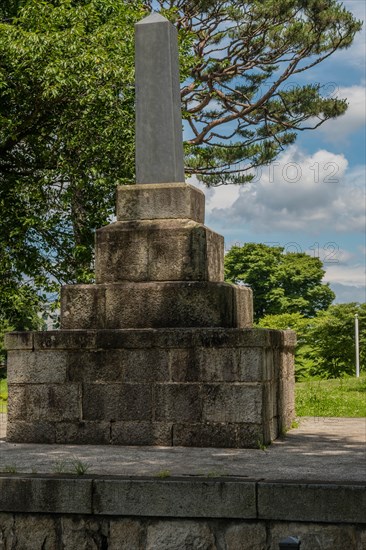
[6,420,56,443]
[55,421,111,444]
[236,423,267,447]
[109,519,144,550]
[93,478,257,518]
[82,383,152,421]
[116,183,205,223]
[11,515,58,550]
[111,421,172,445]
[95,220,224,283]
[146,520,216,550]
[25,384,81,422]
[67,350,124,383]
[234,285,254,328]
[60,285,105,329]
[122,349,170,382]
[172,422,238,448]
[60,517,110,550]
[61,282,252,329]
[0,477,92,514]
[258,482,366,523]
[202,384,263,423]
[224,522,267,550]
[7,385,28,420]
[33,330,97,350]
[7,351,68,384]
[154,384,202,422]
[4,331,33,350]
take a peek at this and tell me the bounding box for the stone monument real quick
[5,14,295,447]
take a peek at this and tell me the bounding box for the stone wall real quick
[1,514,365,549]
[0,475,365,549]
[5,328,295,447]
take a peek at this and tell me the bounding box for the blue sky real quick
[190,0,366,304]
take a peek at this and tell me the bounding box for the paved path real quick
[0,417,365,482]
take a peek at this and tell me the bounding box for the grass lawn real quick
[296,376,366,417]
[0,378,7,413]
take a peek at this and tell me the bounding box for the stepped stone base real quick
[5,328,295,447]
[61,282,253,330]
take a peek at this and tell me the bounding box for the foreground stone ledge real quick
[258,481,366,524]
[0,477,92,514]
[0,476,365,526]
[5,328,296,351]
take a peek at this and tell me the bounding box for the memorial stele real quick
[5,14,296,447]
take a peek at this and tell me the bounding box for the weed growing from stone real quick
[3,465,17,473]
[156,470,171,478]
[72,458,90,475]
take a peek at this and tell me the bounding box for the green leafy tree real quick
[305,303,366,378]
[0,0,361,332]
[225,243,335,320]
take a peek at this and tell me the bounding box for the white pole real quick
[355,314,360,378]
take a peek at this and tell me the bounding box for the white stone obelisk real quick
[135,13,185,184]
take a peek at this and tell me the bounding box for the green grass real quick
[0,378,7,413]
[296,376,366,417]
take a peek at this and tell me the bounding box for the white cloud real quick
[331,283,366,304]
[319,84,366,143]
[204,146,365,234]
[324,263,365,287]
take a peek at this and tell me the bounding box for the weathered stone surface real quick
[170,348,268,384]
[93,479,257,518]
[154,384,202,422]
[202,384,264,424]
[82,383,152,422]
[117,183,205,222]
[269,521,359,550]
[258,482,366,524]
[6,328,296,351]
[6,420,56,443]
[61,282,252,329]
[109,519,144,550]
[224,522,267,550]
[0,477,92,513]
[7,385,28,420]
[111,421,172,446]
[4,331,33,350]
[172,422,265,448]
[33,330,97,350]
[67,350,124,383]
[61,286,105,330]
[55,421,110,445]
[135,14,184,184]
[146,520,216,550]
[95,220,224,284]
[10,515,58,550]
[7,351,68,384]
[26,384,80,422]
[234,285,254,329]
[60,517,109,550]
[0,514,365,550]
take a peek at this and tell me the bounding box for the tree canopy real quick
[0,0,361,329]
[305,303,366,378]
[224,243,335,320]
